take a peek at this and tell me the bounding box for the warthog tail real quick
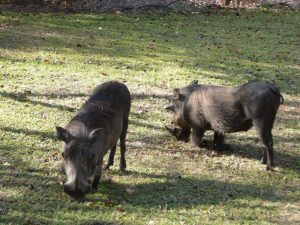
[269,86,284,104]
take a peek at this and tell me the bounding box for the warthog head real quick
[56,126,104,198]
[164,81,199,141]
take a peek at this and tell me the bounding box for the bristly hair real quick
[68,100,116,138]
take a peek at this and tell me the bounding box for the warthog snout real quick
[63,181,91,198]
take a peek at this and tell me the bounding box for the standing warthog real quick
[166,81,283,170]
[56,81,131,198]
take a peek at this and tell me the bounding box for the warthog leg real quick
[92,157,103,188]
[254,120,275,170]
[261,148,267,165]
[104,145,117,170]
[213,132,231,151]
[191,127,205,147]
[120,117,129,172]
[214,132,224,146]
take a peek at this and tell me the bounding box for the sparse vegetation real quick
[0,8,299,225]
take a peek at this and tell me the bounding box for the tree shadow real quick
[162,127,300,172]
[2,11,299,95]
[0,126,56,140]
[215,134,300,172]
[0,142,119,224]
[1,10,299,224]
[132,123,300,172]
[0,91,77,112]
[131,93,170,100]
[127,130,171,150]
[0,135,298,223]
[23,92,87,98]
[129,119,166,131]
[94,170,298,210]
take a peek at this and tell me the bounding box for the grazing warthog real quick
[166,81,283,170]
[56,81,131,198]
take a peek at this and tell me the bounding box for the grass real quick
[0,7,300,225]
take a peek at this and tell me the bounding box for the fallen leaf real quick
[104,199,113,207]
[86,202,93,207]
[116,207,125,212]
[0,190,7,198]
[147,220,155,225]
[126,188,135,196]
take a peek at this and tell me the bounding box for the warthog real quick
[56,81,131,198]
[166,81,283,170]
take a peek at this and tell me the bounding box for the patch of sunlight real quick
[240,58,300,71]
[0,187,24,199]
[198,69,227,76]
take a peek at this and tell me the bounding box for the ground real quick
[0,7,299,225]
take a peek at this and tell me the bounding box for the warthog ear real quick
[56,126,71,143]
[165,103,175,112]
[190,80,198,85]
[88,128,105,143]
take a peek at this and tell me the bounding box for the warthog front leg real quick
[191,127,205,147]
[92,158,103,188]
[119,116,129,172]
[213,132,231,151]
[261,148,267,165]
[104,145,117,170]
[254,120,275,170]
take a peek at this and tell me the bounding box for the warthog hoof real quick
[103,164,112,170]
[92,176,100,188]
[120,165,126,172]
[213,144,231,151]
[261,157,267,165]
[199,140,211,148]
[266,164,275,171]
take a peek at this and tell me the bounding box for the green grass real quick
[0,8,300,225]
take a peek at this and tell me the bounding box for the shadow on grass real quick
[214,136,299,172]
[129,126,300,173]
[1,11,299,95]
[223,135,300,172]
[0,126,56,140]
[97,170,298,210]
[130,119,166,131]
[0,91,77,112]
[131,93,170,100]
[0,132,298,223]
[0,90,171,112]
[0,142,120,224]
[2,122,298,173]
[22,92,87,98]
